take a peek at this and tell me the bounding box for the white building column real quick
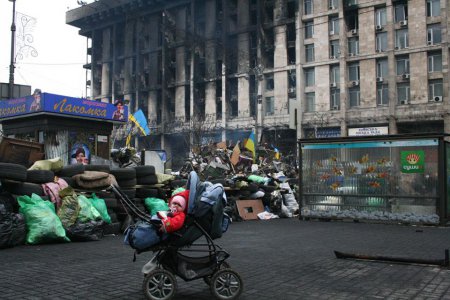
[175,8,187,120]
[123,20,135,108]
[274,24,288,115]
[205,0,218,120]
[237,0,250,118]
[147,17,160,125]
[100,27,111,103]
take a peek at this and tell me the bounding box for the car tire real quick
[136,188,159,198]
[121,188,136,200]
[60,177,75,187]
[2,180,45,196]
[0,163,27,182]
[104,197,119,209]
[85,164,111,173]
[137,174,158,185]
[58,164,85,177]
[117,178,137,188]
[26,170,55,184]
[110,168,136,180]
[134,165,155,176]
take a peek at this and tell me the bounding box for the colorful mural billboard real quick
[0,92,128,122]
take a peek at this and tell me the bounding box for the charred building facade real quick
[66,0,449,165]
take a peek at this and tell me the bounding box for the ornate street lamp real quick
[8,0,17,99]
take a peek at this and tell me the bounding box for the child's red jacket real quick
[160,190,190,233]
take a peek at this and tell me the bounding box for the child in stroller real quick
[158,190,189,234]
[110,171,242,300]
[123,190,190,251]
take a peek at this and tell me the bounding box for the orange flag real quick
[230,142,241,165]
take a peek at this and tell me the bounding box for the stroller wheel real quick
[203,261,230,286]
[142,269,177,300]
[210,268,243,300]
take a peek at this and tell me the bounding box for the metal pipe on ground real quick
[334,250,450,268]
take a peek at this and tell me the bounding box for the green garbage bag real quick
[144,197,169,216]
[90,193,111,224]
[77,195,102,223]
[248,174,268,184]
[17,194,69,244]
[57,187,80,228]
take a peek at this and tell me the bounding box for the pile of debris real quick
[170,141,300,221]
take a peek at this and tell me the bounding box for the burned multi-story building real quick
[66,0,449,165]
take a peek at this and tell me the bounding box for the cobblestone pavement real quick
[1,219,450,299]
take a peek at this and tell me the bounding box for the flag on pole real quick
[129,109,150,136]
[230,141,241,165]
[273,146,281,160]
[126,109,150,146]
[244,131,256,160]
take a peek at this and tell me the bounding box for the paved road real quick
[1,219,450,299]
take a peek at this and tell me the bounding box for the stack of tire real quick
[135,165,159,195]
[135,165,171,212]
[0,162,52,199]
[109,167,139,228]
[0,163,34,248]
[56,163,85,187]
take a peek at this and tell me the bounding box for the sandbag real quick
[283,192,299,216]
[0,205,26,248]
[57,187,80,228]
[9,213,26,247]
[0,192,18,213]
[77,195,102,223]
[28,157,63,172]
[66,220,104,242]
[17,194,69,244]
[90,193,111,224]
[144,197,169,216]
[0,204,12,248]
[247,174,269,184]
[155,173,175,184]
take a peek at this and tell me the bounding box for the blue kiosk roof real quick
[0,92,128,123]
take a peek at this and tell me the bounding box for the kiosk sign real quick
[401,150,424,173]
[0,92,128,122]
[348,126,388,136]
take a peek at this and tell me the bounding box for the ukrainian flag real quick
[244,130,256,160]
[273,146,281,160]
[129,109,150,136]
[126,109,150,146]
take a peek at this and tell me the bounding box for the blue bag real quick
[124,221,165,252]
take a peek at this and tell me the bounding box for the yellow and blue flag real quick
[272,145,281,160]
[126,109,150,146]
[244,131,256,160]
[129,109,150,136]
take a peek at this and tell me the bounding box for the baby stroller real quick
[109,171,243,300]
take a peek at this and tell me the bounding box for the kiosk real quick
[298,133,450,225]
[0,91,128,166]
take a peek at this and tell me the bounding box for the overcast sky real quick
[0,0,94,98]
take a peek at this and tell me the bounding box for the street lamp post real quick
[9,0,17,99]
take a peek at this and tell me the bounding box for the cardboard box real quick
[236,199,265,220]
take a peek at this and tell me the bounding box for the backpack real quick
[187,171,230,239]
